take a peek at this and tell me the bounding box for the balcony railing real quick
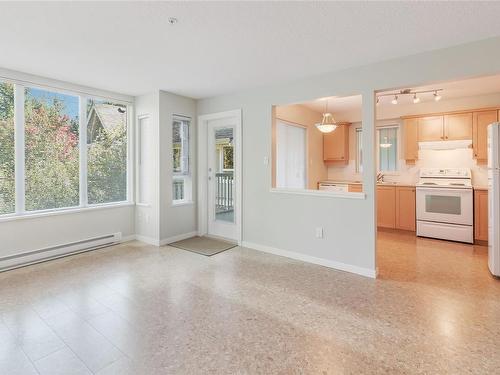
[173,179,184,201]
[216,172,234,213]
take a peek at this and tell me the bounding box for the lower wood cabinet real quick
[474,189,488,242]
[395,186,416,231]
[377,186,396,228]
[377,186,416,231]
[348,184,362,192]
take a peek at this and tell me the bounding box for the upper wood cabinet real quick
[404,118,418,163]
[323,123,349,163]
[417,116,444,142]
[474,189,488,242]
[444,113,473,140]
[395,186,416,231]
[473,110,498,163]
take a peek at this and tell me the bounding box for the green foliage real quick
[0,83,15,214]
[88,123,127,204]
[0,84,127,214]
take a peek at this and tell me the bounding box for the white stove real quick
[416,168,473,243]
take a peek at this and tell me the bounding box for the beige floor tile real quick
[34,347,91,375]
[1,236,499,374]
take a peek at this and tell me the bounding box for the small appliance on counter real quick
[488,123,500,277]
[416,168,473,243]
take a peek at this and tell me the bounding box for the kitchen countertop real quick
[319,180,415,188]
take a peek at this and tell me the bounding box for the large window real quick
[172,116,191,203]
[87,99,128,204]
[25,88,80,211]
[378,126,398,172]
[0,80,130,218]
[0,82,15,215]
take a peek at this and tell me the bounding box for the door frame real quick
[198,109,242,244]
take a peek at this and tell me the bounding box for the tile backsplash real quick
[327,147,488,186]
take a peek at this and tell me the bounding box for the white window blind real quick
[276,121,306,189]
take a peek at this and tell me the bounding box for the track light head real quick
[434,91,442,101]
[391,95,398,105]
[413,93,420,104]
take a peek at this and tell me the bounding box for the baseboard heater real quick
[0,232,122,273]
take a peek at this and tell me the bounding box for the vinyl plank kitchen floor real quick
[0,237,498,374]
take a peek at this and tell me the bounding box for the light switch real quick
[263,156,269,165]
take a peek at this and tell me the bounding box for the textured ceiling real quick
[1,2,500,98]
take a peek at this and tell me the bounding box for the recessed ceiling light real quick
[168,17,178,25]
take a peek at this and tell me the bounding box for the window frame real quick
[172,115,192,205]
[0,77,133,221]
[376,124,400,174]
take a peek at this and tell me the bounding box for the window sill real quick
[172,200,195,207]
[270,188,365,199]
[0,202,134,223]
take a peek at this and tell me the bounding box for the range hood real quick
[419,139,472,150]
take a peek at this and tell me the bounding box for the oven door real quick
[416,187,473,225]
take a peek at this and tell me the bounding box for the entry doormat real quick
[168,236,237,256]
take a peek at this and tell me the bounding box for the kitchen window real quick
[355,125,399,173]
[377,126,398,173]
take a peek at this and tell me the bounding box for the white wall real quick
[135,92,161,244]
[159,91,198,242]
[197,37,500,277]
[0,206,135,257]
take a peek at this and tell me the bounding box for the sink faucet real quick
[377,172,384,183]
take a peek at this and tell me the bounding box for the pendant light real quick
[315,99,338,133]
[380,136,392,148]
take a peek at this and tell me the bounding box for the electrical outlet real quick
[315,227,324,239]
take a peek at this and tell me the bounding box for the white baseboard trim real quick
[241,241,377,279]
[135,235,160,246]
[120,235,137,243]
[160,231,198,246]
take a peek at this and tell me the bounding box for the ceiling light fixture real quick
[380,136,392,148]
[315,99,338,133]
[376,88,443,105]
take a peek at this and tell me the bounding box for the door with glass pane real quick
[207,117,239,240]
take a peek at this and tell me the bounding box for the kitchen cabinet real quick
[377,185,416,231]
[404,118,418,163]
[323,123,349,164]
[417,116,444,142]
[377,186,396,229]
[444,113,473,140]
[395,186,416,231]
[473,110,498,163]
[474,189,488,243]
[348,184,362,193]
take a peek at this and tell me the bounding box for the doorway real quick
[198,110,242,243]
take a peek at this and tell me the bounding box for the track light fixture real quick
[377,88,443,105]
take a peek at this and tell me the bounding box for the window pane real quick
[172,117,190,202]
[378,127,398,172]
[0,82,15,215]
[25,87,80,211]
[87,99,127,204]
